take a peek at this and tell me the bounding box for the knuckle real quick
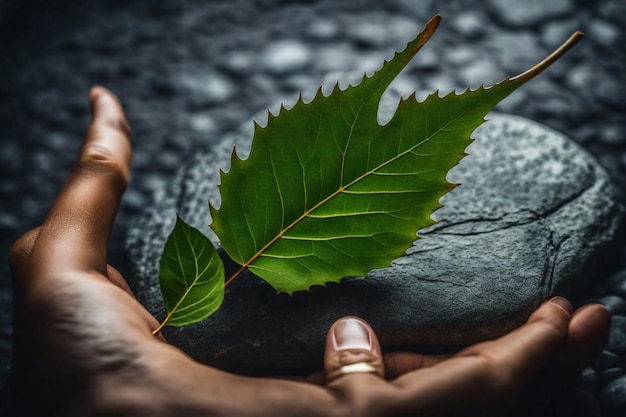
[327,349,384,384]
[483,361,519,400]
[529,310,569,342]
[101,116,131,137]
[8,228,39,266]
[467,352,519,399]
[539,315,569,339]
[79,144,128,186]
[332,384,388,417]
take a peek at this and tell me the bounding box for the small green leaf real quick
[156,216,224,330]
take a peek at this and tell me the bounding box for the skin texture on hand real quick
[0,87,612,417]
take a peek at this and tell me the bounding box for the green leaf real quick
[156,216,224,330]
[211,16,582,294]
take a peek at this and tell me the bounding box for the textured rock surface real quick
[127,112,623,372]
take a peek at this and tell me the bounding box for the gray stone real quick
[581,366,598,394]
[588,19,621,48]
[488,0,574,27]
[594,350,623,372]
[606,269,626,298]
[451,11,487,39]
[557,388,602,417]
[261,40,313,75]
[599,295,626,315]
[305,19,341,42]
[127,108,623,372]
[607,316,626,355]
[599,367,625,387]
[600,375,626,417]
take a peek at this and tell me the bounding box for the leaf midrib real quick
[237,98,475,274]
[162,226,212,326]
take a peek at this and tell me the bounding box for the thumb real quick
[324,316,385,384]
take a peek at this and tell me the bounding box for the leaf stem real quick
[153,310,174,335]
[511,31,583,83]
[225,265,246,288]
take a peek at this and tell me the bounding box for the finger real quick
[301,351,450,385]
[324,316,384,384]
[455,296,573,381]
[383,351,450,380]
[33,86,131,275]
[558,303,611,368]
[106,264,136,299]
[388,297,574,414]
[8,227,40,272]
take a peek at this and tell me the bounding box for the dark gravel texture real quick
[0,0,625,414]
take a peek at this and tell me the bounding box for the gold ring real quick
[339,362,378,375]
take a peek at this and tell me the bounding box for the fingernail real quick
[550,296,574,314]
[332,318,373,350]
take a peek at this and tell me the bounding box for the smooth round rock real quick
[488,0,574,27]
[606,315,626,355]
[599,295,626,315]
[580,366,598,394]
[599,367,625,387]
[600,375,626,417]
[127,112,623,371]
[595,350,624,372]
[606,269,626,298]
[556,387,602,417]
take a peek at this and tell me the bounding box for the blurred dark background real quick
[0,0,625,389]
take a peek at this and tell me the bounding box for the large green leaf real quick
[211,16,581,294]
[156,216,224,329]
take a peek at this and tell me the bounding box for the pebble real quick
[344,13,422,50]
[262,40,312,75]
[606,270,626,297]
[606,316,626,355]
[557,387,602,417]
[458,59,501,88]
[600,367,625,387]
[485,32,543,74]
[580,366,598,393]
[565,64,597,92]
[488,0,574,27]
[0,141,23,171]
[597,1,626,24]
[600,295,626,315]
[599,125,626,147]
[314,43,355,73]
[595,78,626,110]
[305,19,340,42]
[588,19,621,48]
[188,113,217,134]
[0,213,19,233]
[220,52,255,77]
[346,19,392,48]
[540,19,581,48]
[600,375,626,417]
[451,11,487,39]
[121,188,147,214]
[178,71,236,108]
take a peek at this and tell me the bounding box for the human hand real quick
[1,87,611,417]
